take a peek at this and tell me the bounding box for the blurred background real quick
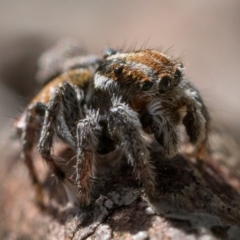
[0,0,240,140]
[0,1,240,238]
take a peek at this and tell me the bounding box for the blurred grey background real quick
[0,0,240,141]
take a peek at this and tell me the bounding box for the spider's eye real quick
[114,65,124,77]
[159,76,171,93]
[142,80,154,91]
[103,48,117,59]
[174,69,181,86]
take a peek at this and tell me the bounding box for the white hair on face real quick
[94,73,109,88]
[94,73,118,92]
[147,100,167,126]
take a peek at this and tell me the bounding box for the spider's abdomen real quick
[32,69,94,105]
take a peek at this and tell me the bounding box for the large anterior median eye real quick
[142,80,154,91]
[159,76,171,93]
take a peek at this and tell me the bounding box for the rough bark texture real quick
[0,128,240,240]
[0,36,240,240]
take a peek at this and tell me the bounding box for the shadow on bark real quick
[24,137,240,239]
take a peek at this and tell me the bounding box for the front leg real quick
[38,82,82,181]
[76,110,101,206]
[108,100,156,195]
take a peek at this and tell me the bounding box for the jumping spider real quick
[15,46,210,207]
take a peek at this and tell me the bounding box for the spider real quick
[15,46,210,207]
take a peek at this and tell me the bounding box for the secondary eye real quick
[142,81,154,91]
[174,69,181,86]
[159,76,171,93]
[114,65,124,77]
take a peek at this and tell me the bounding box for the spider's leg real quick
[182,88,209,159]
[147,101,180,158]
[108,102,156,195]
[55,83,84,148]
[38,82,82,183]
[21,102,46,208]
[76,110,101,205]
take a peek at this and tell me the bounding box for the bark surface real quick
[0,129,240,240]
[0,37,240,240]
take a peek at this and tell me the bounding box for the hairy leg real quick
[21,102,46,208]
[38,82,82,181]
[55,83,84,147]
[76,110,101,205]
[108,100,156,195]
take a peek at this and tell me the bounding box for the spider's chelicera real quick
[15,46,210,207]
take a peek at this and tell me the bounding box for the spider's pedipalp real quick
[76,110,101,206]
[181,82,209,158]
[108,100,156,195]
[147,100,180,158]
